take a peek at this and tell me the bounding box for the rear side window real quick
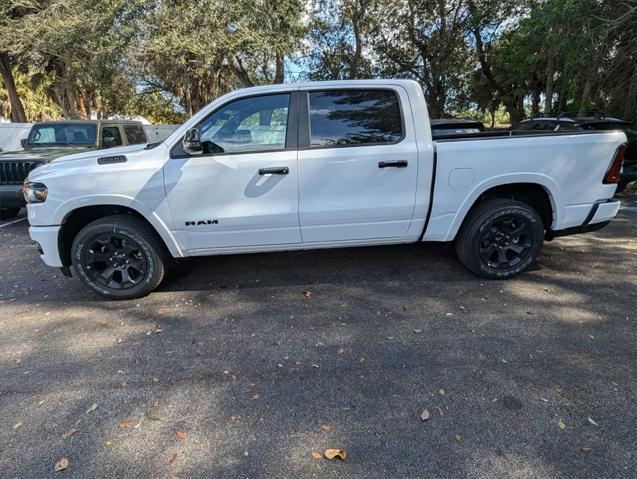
[124,125,148,144]
[308,89,403,147]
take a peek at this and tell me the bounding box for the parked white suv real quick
[24,80,626,299]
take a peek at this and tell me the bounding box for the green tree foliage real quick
[1,0,637,125]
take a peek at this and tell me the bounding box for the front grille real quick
[0,161,41,185]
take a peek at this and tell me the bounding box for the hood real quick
[48,143,148,164]
[0,146,95,162]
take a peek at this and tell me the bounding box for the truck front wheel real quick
[71,215,168,299]
[455,199,544,279]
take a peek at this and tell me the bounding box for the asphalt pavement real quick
[1,201,636,478]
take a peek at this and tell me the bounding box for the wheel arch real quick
[446,176,561,241]
[57,203,183,268]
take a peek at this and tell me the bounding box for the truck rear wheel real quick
[71,215,168,299]
[455,199,544,279]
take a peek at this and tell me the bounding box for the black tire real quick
[71,215,169,299]
[455,199,544,279]
[0,207,20,220]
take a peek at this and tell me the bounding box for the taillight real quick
[603,143,627,184]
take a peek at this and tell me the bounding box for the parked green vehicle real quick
[0,120,148,219]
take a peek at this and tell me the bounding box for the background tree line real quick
[0,0,635,126]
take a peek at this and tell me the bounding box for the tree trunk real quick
[273,52,284,84]
[503,95,525,125]
[544,53,555,114]
[349,11,363,79]
[578,78,593,117]
[65,86,81,119]
[0,53,27,122]
[531,90,541,116]
[227,54,254,87]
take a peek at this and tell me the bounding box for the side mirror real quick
[20,138,27,148]
[182,127,203,156]
[102,136,115,148]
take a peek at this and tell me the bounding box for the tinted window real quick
[102,126,123,147]
[27,124,97,146]
[124,125,147,144]
[195,93,290,155]
[516,121,557,131]
[309,90,403,147]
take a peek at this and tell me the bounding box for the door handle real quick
[259,166,289,175]
[378,160,408,168]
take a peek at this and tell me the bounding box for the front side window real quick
[102,126,123,147]
[308,89,403,147]
[192,93,290,155]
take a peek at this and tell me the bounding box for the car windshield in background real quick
[27,124,97,147]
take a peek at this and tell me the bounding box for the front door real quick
[164,92,301,251]
[297,87,419,242]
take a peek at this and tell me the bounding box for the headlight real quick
[22,181,48,203]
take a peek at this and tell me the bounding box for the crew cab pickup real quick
[24,80,626,299]
[0,120,148,219]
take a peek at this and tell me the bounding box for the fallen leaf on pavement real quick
[587,417,599,427]
[118,417,131,429]
[359,357,366,364]
[61,428,79,438]
[324,449,346,460]
[176,431,188,440]
[311,452,322,460]
[303,290,312,298]
[169,452,179,465]
[13,422,22,430]
[454,434,463,442]
[54,458,69,472]
[420,409,430,421]
[337,347,345,354]
[230,415,240,422]
[438,389,446,396]
[251,394,260,401]
[321,424,333,431]
[558,419,566,430]
[86,403,97,414]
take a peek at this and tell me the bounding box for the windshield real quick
[27,124,97,147]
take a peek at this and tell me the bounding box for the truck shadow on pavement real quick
[0,212,635,478]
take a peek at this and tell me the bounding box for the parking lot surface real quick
[1,202,636,478]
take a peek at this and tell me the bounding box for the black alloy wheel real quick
[478,214,534,270]
[71,215,169,299]
[455,199,544,279]
[83,233,148,290]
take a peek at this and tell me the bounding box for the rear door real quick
[297,87,419,242]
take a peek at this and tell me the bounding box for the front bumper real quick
[0,184,26,209]
[29,225,63,267]
[547,199,620,240]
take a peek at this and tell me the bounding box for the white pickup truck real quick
[24,80,626,299]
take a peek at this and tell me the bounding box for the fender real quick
[442,173,562,242]
[55,194,185,258]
